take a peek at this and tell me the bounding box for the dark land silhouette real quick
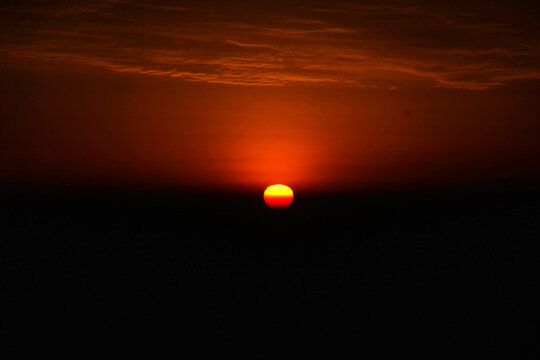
[2,186,539,357]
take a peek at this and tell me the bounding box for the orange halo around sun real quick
[264,184,294,209]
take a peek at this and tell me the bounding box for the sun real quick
[263,184,294,209]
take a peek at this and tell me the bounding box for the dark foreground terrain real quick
[2,186,539,357]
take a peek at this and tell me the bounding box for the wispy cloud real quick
[13,0,132,17]
[1,0,539,89]
[142,4,189,12]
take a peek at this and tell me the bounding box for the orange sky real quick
[1,0,540,192]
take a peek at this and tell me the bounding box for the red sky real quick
[1,0,540,192]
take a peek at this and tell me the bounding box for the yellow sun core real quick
[263,184,294,209]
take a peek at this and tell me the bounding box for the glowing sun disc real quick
[264,184,294,209]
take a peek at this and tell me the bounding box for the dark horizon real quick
[3,186,540,357]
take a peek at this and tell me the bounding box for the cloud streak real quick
[1,0,539,89]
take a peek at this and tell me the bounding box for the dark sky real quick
[1,0,539,191]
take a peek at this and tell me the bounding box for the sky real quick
[1,0,540,192]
